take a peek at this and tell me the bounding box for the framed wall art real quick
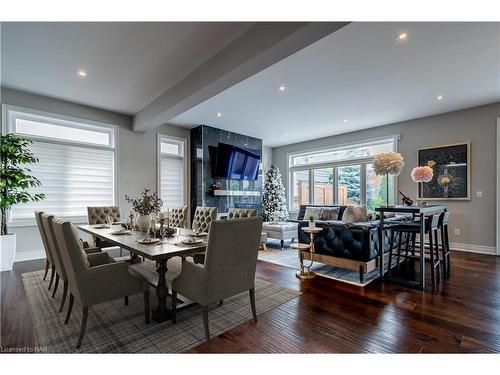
[417,142,470,200]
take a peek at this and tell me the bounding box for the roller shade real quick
[10,140,115,222]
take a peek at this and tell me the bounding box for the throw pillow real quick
[319,207,340,221]
[341,206,368,224]
[303,206,322,220]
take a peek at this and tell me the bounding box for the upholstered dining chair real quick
[227,208,257,219]
[52,217,150,348]
[87,206,126,256]
[191,206,218,264]
[41,213,102,312]
[227,208,268,250]
[172,216,263,344]
[34,211,56,288]
[192,206,218,232]
[165,205,189,228]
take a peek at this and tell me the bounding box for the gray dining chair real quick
[165,206,189,228]
[227,208,257,219]
[34,211,56,288]
[172,216,263,344]
[52,217,150,349]
[40,212,103,311]
[191,206,218,264]
[87,206,126,256]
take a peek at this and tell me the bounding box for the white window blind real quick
[160,157,184,207]
[158,135,186,208]
[6,106,116,224]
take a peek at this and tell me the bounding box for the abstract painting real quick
[417,142,470,200]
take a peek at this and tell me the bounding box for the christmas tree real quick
[262,164,289,222]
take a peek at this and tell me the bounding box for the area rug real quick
[258,247,400,287]
[21,270,299,353]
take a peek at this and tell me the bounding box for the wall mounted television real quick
[213,142,261,180]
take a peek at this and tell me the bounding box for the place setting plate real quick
[111,229,132,235]
[180,238,204,245]
[137,238,161,245]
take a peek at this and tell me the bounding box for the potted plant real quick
[1,134,45,271]
[125,189,162,232]
[308,216,316,229]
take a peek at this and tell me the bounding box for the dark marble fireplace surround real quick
[190,125,263,219]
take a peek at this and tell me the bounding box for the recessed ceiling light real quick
[216,112,223,117]
[77,69,87,77]
[396,32,408,41]
[436,95,444,100]
[278,85,286,92]
[343,119,348,123]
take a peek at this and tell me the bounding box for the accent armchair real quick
[51,218,150,348]
[172,216,263,344]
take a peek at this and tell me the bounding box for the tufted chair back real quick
[87,206,121,225]
[192,206,218,232]
[164,206,189,228]
[227,208,257,220]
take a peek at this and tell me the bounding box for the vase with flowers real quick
[125,189,163,232]
[411,166,434,205]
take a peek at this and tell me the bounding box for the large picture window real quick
[4,106,117,225]
[288,137,398,211]
[157,134,187,209]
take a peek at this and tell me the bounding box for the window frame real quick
[287,135,400,212]
[156,133,188,209]
[2,104,119,227]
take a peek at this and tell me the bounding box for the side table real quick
[292,227,323,280]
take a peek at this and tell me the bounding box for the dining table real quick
[375,205,448,290]
[78,224,207,323]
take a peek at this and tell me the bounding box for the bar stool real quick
[388,214,441,287]
[438,211,451,278]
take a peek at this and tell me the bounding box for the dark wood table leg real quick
[419,214,426,290]
[152,259,171,323]
[379,211,385,278]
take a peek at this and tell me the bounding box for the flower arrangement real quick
[373,152,405,176]
[372,152,404,207]
[125,188,162,215]
[411,166,434,183]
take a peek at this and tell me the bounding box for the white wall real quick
[272,102,500,255]
[1,88,190,261]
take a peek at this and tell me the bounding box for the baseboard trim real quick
[15,249,46,262]
[450,242,497,256]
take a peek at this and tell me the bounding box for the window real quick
[337,165,361,205]
[366,163,394,210]
[4,106,117,224]
[313,168,334,205]
[158,134,187,209]
[287,137,398,211]
[291,170,310,210]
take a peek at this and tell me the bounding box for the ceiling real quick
[170,22,500,146]
[1,22,253,114]
[2,22,499,147]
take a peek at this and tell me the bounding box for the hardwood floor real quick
[1,251,499,353]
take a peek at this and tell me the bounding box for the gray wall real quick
[1,87,190,259]
[273,102,500,251]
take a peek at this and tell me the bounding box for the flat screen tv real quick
[214,142,261,180]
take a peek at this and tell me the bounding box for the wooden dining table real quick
[78,224,207,323]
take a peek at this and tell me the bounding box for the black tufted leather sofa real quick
[293,205,408,262]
